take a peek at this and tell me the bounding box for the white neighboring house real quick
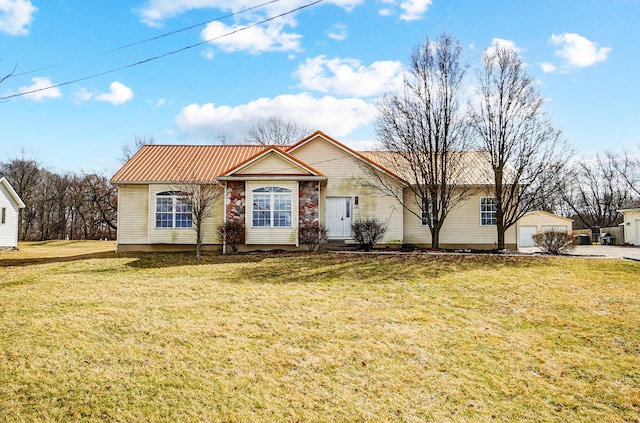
[0,177,26,249]
[619,208,640,246]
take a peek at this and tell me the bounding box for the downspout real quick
[222,180,227,254]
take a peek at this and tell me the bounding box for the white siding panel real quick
[0,184,20,247]
[622,209,640,245]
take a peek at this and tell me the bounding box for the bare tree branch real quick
[369,34,473,248]
[469,44,569,249]
[245,116,312,146]
[120,134,155,164]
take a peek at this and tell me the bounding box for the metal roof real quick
[111,145,270,183]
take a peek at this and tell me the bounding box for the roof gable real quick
[221,147,324,177]
[288,131,405,183]
[523,210,574,222]
[0,177,26,208]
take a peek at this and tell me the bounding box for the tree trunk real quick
[496,222,506,250]
[196,227,203,259]
[431,227,440,249]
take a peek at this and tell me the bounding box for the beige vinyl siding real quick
[402,189,516,248]
[0,184,20,247]
[116,184,149,244]
[238,153,311,175]
[245,181,298,245]
[147,184,224,245]
[290,137,404,244]
[518,211,573,234]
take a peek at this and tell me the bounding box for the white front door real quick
[326,197,352,238]
[518,226,537,248]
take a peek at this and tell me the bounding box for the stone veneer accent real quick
[299,181,319,226]
[225,181,245,222]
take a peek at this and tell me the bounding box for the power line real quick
[2,0,323,100]
[10,0,280,79]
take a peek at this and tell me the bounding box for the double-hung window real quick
[421,197,435,227]
[480,197,497,226]
[155,191,193,228]
[252,187,292,227]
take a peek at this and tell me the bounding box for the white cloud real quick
[326,23,347,41]
[375,0,431,20]
[18,77,61,101]
[484,38,522,57]
[135,1,367,53]
[540,62,557,73]
[295,55,404,97]
[0,0,37,35]
[95,81,134,105]
[201,17,301,54]
[73,86,94,103]
[549,33,611,68]
[201,47,215,60]
[176,93,377,140]
[399,0,432,21]
[136,0,364,27]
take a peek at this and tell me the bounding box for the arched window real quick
[156,191,193,228]
[252,187,292,227]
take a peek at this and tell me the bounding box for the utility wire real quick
[1,0,323,101]
[11,0,280,79]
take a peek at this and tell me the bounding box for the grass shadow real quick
[0,251,121,268]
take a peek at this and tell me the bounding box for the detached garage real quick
[517,211,573,249]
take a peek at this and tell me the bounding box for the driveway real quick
[519,245,640,260]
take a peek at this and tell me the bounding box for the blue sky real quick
[0,0,637,175]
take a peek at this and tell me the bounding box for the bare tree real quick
[177,181,223,259]
[373,34,473,248]
[245,116,312,146]
[614,147,640,200]
[561,155,630,228]
[120,134,155,164]
[469,45,568,249]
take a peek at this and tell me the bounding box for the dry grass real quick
[1,242,639,422]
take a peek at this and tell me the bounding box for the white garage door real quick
[518,226,537,248]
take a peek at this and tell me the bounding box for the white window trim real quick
[155,191,193,229]
[480,197,497,226]
[251,187,293,228]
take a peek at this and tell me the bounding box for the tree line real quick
[0,156,117,241]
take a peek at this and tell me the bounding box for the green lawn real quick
[1,241,639,422]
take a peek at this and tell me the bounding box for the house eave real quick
[218,175,328,182]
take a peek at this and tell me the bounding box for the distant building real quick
[0,177,26,248]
